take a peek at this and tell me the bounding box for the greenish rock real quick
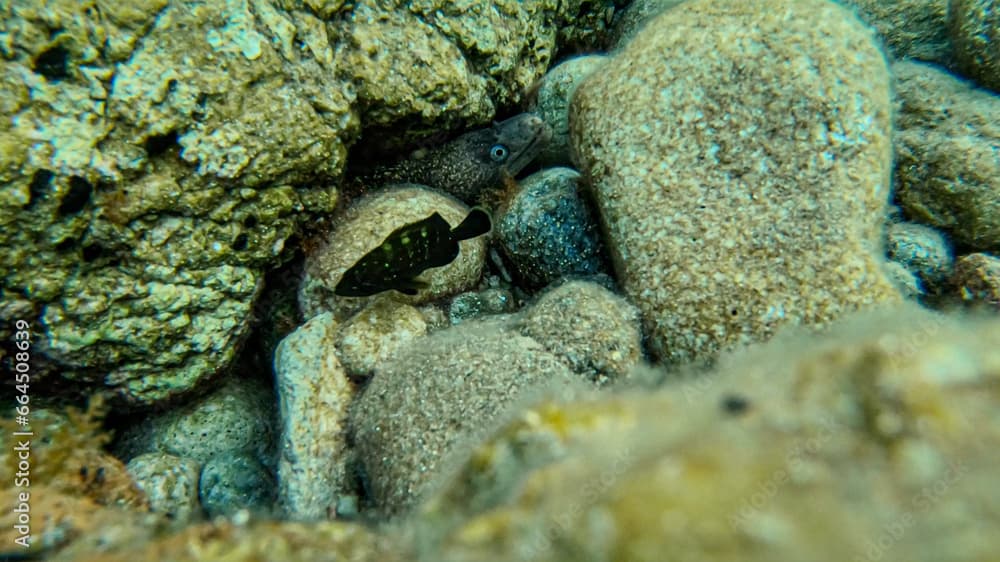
[838,0,951,64]
[126,452,202,523]
[350,319,582,516]
[528,56,608,167]
[893,61,1000,251]
[570,0,901,365]
[40,265,261,407]
[885,221,954,294]
[114,374,276,471]
[416,306,1000,562]
[607,0,688,49]
[950,0,1000,93]
[199,452,276,519]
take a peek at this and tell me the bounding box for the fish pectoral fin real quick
[393,278,428,295]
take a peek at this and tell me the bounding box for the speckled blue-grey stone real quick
[126,452,201,522]
[497,167,605,288]
[199,451,276,518]
[448,288,515,324]
[528,55,608,167]
[886,221,954,294]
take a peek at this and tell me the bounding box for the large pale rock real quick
[274,312,355,520]
[571,0,901,364]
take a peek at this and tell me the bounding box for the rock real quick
[125,453,201,522]
[335,299,428,379]
[0,0,616,408]
[840,0,951,63]
[516,280,643,385]
[893,61,1000,250]
[274,312,355,520]
[950,0,1000,92]
[497,167,607,288]
[448,288,515,324]
[0,398,148,511]
[951,252,1000,310]
[350,319,581,515]
[339,0,615,147]
[607,0,688,49]
[570,0,901,364]
[883,261,924,300]
[416,306,1000,562]
[0,0,346,407]
[199,452,276,519]
[113,374,276,471]
[528,56,608,167]
[885,221,954,294]
[299,186,488,321]
[60,518,405,562]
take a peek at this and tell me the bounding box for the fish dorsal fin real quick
[449,208,492,241]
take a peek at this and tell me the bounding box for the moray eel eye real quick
[489,143,509,162]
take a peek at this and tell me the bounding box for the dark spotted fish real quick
[334,208,492,297]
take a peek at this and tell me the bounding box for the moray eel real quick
[355,113,552,203]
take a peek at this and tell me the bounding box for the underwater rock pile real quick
[3,0,1000,560]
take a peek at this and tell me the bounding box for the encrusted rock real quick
[125,453,201,522]
[516,280,643,385]
[335,299,428,379]
[528,56,608,166]
[448,288,515,324]
[113,374,276,470]
[950,0,1000,92]
[497,167,607,287]
[199,452,276,519]
[893,61,1000,250]
[951,252,1000,310]
[299,186,488,321]
[841,0,951,63]
[274,312,355,520]
[571,0,901,364]
[607,0,688,49]
[350,319,581,515]
[885,221,954,295]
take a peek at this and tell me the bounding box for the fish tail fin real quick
[450,207,492,241]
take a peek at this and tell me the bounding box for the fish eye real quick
[489,144,509,162]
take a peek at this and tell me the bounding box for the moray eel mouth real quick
[497,113,553,177]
